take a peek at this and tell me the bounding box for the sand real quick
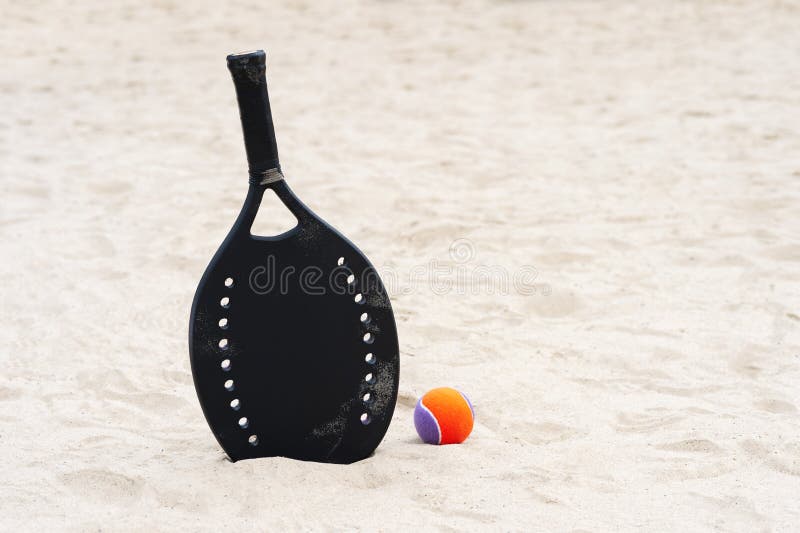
[2,0,800,530]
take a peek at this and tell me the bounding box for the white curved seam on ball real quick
[457,391,475,420]
[419,399,441,445]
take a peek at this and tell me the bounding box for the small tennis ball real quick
[414,387,474,445]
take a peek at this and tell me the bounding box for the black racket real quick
[189,50,399,463]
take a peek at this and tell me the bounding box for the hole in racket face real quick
[360,413,371,425]
[224,277,234,288]
[230,398,241,410]
[248,435,259,446]
[220,297,230,308]
[365,353,375,364]
[337,256,345,266]
[238,417,249,429]
[224,379,234,391]
[250,188,299,237]
[219,318,228,329]
[362,332,374,344]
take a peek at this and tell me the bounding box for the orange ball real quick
[414,387,474,444]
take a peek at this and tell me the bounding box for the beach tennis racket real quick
[189,50,399,463]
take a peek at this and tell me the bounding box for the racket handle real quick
[227,50,281,181]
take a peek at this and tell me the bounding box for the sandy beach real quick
[2,0,800,530]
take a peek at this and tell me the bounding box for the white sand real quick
[2,0,800,530]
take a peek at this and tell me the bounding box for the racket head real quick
[189,181,399,463]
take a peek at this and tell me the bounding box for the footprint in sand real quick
[754,398,797,414]
[614,410,685,433]
[524,287,582,318]
[655,439,721,453]
[60,469,144,502]
[740,439,800,477]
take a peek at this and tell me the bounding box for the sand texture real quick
[2,0,800,530]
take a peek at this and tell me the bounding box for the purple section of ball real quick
[413,399,440,444]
